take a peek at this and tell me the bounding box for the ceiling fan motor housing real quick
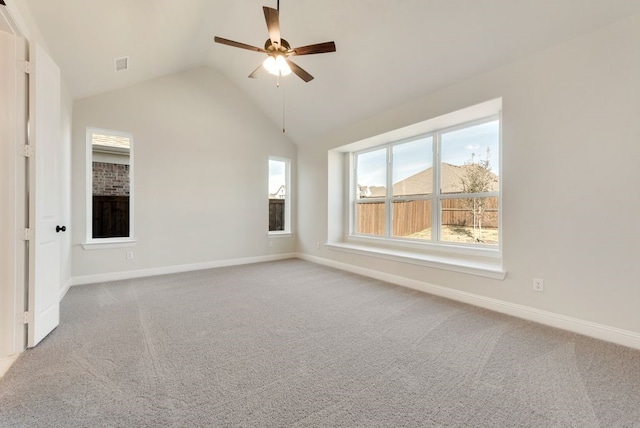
[265,38,291,53]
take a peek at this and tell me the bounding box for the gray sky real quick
[269,159,286,194]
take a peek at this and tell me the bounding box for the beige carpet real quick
[1,259,639,427]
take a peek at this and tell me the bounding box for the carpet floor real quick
[1,259,640,427]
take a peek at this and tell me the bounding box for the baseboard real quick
[296,253,640,350]
[71,253,297,286]
[0,354,19,379]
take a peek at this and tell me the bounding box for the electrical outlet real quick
[126,251,134,260]
[316,241,320,249]
[533,278,544,292]
[268,240,273,248]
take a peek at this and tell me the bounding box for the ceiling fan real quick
[214,2,336,82]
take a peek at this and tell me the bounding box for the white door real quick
[28,42,62,347]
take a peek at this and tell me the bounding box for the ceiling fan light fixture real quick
[263,55,291,76]
[276,55,291,76]
[263,56,278,75]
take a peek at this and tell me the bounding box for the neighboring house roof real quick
[359,163,499,198]
[358,185,387,198]
[269,185,286,199]
[92,133,131,149]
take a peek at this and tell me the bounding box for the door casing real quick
[0,4,28,366]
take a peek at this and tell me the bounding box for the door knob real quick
[56,225,66,233]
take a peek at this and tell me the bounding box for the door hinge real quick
[22,228,33,241]
[21,145,35,158]
[23,311,34,324]
[18,60,32,74]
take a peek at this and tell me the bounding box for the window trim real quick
[84,127,135,247]
[268,155,291,235]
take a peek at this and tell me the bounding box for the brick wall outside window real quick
[92,162,130,196]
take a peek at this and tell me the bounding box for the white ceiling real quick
[23,0,640,145]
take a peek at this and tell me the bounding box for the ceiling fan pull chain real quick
[282,85,286,134]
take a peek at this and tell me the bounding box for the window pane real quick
[392,136,433,196]
[355,202,385,236]
[356,148,387,199]
[269,159,286,231]
[393,200,432,240]
[440,120,499,195]
[91,131,131,239]
[440,197,499,245]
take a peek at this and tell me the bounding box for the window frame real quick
[84,126,135,248]
[349,115,501,257]
[268,156,291,236]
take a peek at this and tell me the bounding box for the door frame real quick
[0,3,28,374]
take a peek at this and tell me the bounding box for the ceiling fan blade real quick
[292,41,336,56]
[214,36,267,53]
[248,64,265,79]
[286,59,314,82]
[263,6,281,47]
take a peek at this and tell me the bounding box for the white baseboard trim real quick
[71,253,298,286]
[0,354,19,379]
[296,253,640,350]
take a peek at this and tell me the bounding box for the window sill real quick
[325,241,506,280]
[268,232,294,238]
[82,239,137,250]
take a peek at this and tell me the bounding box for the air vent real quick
[114,56,129,72]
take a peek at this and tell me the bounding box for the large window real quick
[268,156,291,234]
[353,117,500,248]
[86,127,134,242]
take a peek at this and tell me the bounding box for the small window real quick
[268,157,291,234]
[86,128,134,241]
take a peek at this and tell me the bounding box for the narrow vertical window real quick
[440,120,499,245]
[355,147,387,236]
[268,157,291,234]
[87,128,134,241]
[391,136,433,240]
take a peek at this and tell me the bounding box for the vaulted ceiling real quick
[23,0,640,144]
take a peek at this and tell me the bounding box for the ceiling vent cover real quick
[114,56,129,72]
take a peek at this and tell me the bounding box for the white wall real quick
[71,67,296,280]
[297,14,640,337]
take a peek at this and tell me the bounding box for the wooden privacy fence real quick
[93,195,130,238]
[269,199,285,231]
[357,197,498,236]
[356,202,386,236]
